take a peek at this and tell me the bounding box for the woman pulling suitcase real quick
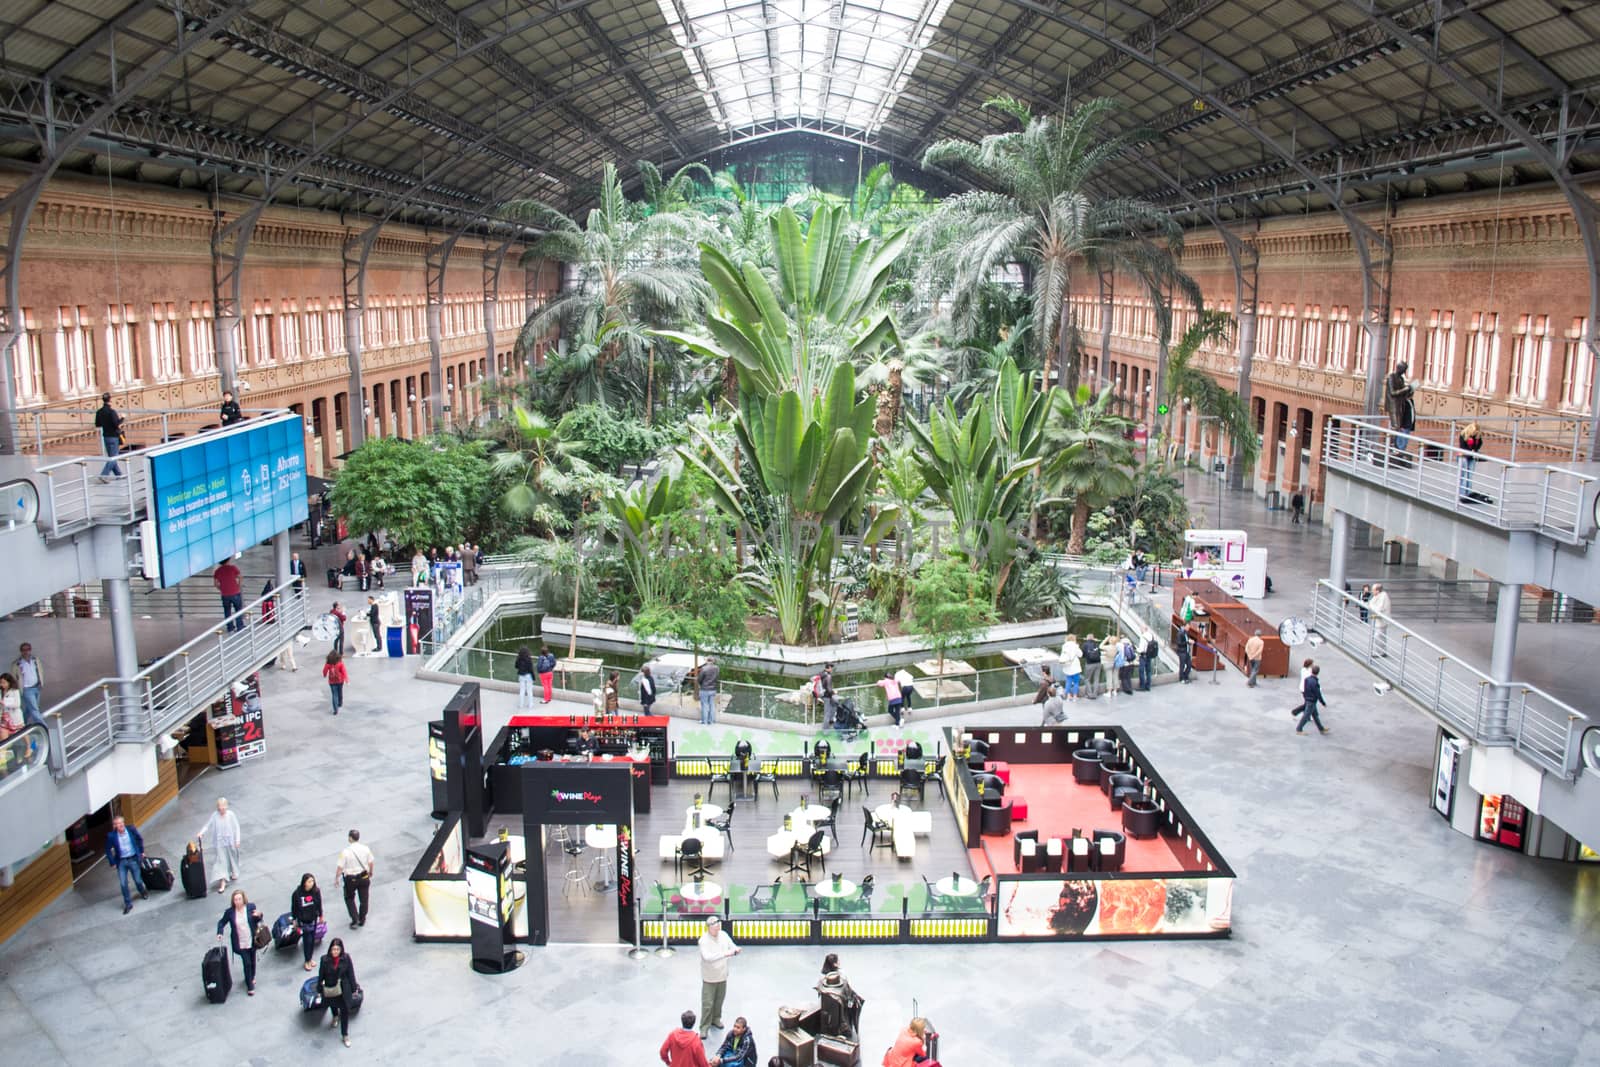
[291,873,324,971]
[319,938,360,1048]
[214,889,265,996]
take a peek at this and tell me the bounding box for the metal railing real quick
[41,580,309,777]
[1310,580,1587,778]
[32,575,282,620]
[1411,414,1593,465]
[0,405,269,457]
[33,409,301,538]
[1342,577,1595,624]
[1322,415,1595,543]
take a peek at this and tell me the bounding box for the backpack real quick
[1083,642,1100,665]
[1144,637,1158,659]
[812,674,825,698]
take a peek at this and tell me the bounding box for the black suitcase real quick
[141,855,174,892]
[181,845,207,899]
[202,945,232,1004]
[327,567,341,589]
[272,912,301,949]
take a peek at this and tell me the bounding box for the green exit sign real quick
[1157,403,1170,416]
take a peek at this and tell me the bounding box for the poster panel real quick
[995,876,1233,938]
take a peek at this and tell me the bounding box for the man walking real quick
[660,1010,710,1067]
[697,915,740,1039]
[697,658,720,726]
[105,815,149,914]
[336,829,376,928]
[214,559,244,633]
[1173,627,1193,684]
[1290,489,1306,525]
[1245,629,1265,687]
[196,797,242,893]
[219,389,243,426]
[1367,583,1392,656]
[94,392,123,480]
[462,545,477,587]
[12,642,43,726]
[289,551,308,590]
[1296,665,1330,735]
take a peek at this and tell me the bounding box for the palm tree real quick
[634,161,714,217]
[490,405,592,536]
[1163,310,1259,468]
[1043,384,1137,554]
[917,96,1196,393]
[503,162,709,422]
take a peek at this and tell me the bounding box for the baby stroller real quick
[832,696,865,741]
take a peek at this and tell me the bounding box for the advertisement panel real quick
[464,849,500,928]
[146,416,309,587]
[995,876,1233,938]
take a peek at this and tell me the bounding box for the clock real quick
[311,613,341,642]
[1278,617,1308,646]
[1581,726,1600,773]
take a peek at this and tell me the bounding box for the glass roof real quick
[656,0,955,134]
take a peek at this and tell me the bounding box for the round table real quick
[767,826,833,859]
[584,824,617,890]
[679,880,722,903]
[874,803,913,826]
[812,877,857,910]
[686,802,724,825]
[790,804,830,824]
[935,874,982,898]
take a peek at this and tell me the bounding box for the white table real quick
[766,827,833,859]
[686,802,724,826]
[874,803,919,860]
[679,880,722,903]
[790,804,830,824]
[936,875,982,898]
[812,877,857,909]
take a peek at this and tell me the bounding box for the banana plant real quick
[905,357,1047,602]
[602,474,675,608]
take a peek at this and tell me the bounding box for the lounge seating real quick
[1067,835,1092,872]
[983,760,1012,786]
[979,795,1013,836]
[1122,798,1161,839]
[1012,830,1039,870]
[1043,837,1064,872]
[1092,829,1126,872]
[1071,749,1105,784]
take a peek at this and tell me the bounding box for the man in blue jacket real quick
[105,815,148,914]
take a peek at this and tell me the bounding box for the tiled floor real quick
[0,526,1597,1066]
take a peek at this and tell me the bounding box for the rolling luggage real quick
[300,976,324,1012]
[347,984,364,1015]
[312,919,327,945]
[141,855,174,891]
[272,912,301,949]
[181,843,207,899]
[202,946,232,1004]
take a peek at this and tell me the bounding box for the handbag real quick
[321,978,341,999]
[252,924,271,950]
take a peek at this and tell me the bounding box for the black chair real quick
[849,874,875,913]
[905,740,924,760]
[707,801,735,853]
[812,741,833,773]
[1097,759,1134,790]
[1071,748,1105,784]
[846,750,871,796]
[650,880,672,915]
[1091,829,1127,872]
[814,795,842,845]
[753,759,780,802]
[748,879,780,912]
[819,768,845,806]
[790,829,828,879]
[732,740,755,799]
[677,837,708,880]
[1012,829,1040,871]
[1086,737,1118,757]
[1122,799,1161,839]
[862,804,893,850]
[707,758,732,804]
[898,767,925,802]
[920,874,947,915]
[922,754,947,798]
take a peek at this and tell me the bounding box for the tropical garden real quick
[330,97,1258,654]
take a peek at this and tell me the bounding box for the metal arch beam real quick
[650,118,965,191]
[0,0,251,454]
[341,223,384,452]
[483,238,515,416]
[390,0,643,163]
[564,4,692,156]
[1335,0,1600,455]
[902,8,1043,159]
[996,0,1395,416]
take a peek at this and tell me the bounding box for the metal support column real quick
[1328,510,1350,596]
[209,200,264,397]
[103,575,142,734]
[426,236,461,431]
[342,224,382,453]
[1487,580,1523,737]
[272,530,291,591]
[1228,230,1259,490]
[483,240,513,419]
[1095,267,1114,389]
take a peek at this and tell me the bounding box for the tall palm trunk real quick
[645,343,655,425]
[1068,497,1091,555]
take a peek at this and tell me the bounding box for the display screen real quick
[146,417,309,587]
[995,877,1233,938]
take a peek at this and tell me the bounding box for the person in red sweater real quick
[660,1010,709,1067]
[214,560,244,633]
[322,652,348,715]
[329,602,346,656]
[883,1017,929,1067]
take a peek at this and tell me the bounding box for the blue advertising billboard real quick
[146,415,309,587]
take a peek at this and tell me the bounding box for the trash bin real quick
[1265,489,1281,510]
[1382,539,1403,565]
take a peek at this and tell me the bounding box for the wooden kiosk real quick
[1171,577,1289,677]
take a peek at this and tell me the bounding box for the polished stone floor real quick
[1,530,1597,1067]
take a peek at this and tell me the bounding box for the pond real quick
[440,609,1132,723]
